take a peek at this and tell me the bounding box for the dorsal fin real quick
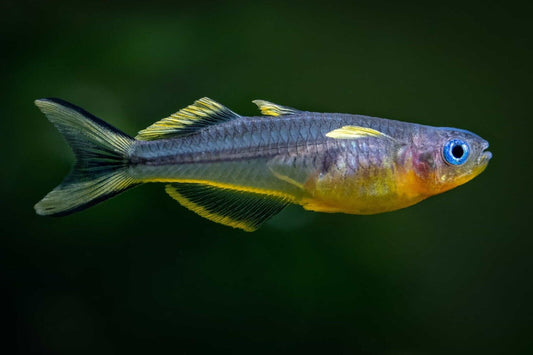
[136,97,240,140]
[325,126,394,140]
[252,99,300,117]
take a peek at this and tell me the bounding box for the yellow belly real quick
[299,167,429,215]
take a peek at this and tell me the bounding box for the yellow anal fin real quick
[252,99,300,117]
[165,183,289,232]
[136,97,240,141]
[326,126,394,140]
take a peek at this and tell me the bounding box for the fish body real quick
[34,98,491,231]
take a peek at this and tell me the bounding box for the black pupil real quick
[452,144,464,159]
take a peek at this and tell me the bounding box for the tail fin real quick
[34,98,137,216]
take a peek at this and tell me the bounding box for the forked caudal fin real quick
[34,98,137,216]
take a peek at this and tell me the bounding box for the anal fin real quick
[165,183,289,231]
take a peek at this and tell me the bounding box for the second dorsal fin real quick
[252,100,300,116]
[136,97,240,140]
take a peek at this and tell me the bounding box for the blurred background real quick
[2,0,532,353]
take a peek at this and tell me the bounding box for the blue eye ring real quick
[443,139,470,165]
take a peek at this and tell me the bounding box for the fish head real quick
[410,127,492,195]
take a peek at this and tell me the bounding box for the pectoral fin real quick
[267,157,311,189]
[267,150,340,189]
[326,126,394,140]
[165,183,289,231]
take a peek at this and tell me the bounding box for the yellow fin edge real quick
[325,126,393,140]
[165,184,257,232]
[252,99,298,117]
[136,97,239,140]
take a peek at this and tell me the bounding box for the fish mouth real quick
[478,141,492,165]
[481,150,492,162]
[474,149,492,178]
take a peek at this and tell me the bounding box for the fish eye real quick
[443,139,470,165]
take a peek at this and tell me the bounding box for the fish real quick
[34,97,492,231]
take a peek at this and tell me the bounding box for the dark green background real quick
[2,1,532,353]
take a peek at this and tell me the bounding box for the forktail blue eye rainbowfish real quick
[34,97,492,231]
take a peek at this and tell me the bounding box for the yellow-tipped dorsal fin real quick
[136,97,240,141]
[325,126,394,140]
[252,100,300,117]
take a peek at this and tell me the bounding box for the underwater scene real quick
[2,1,532,353]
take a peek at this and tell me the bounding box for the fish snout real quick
[479,141,492,164]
